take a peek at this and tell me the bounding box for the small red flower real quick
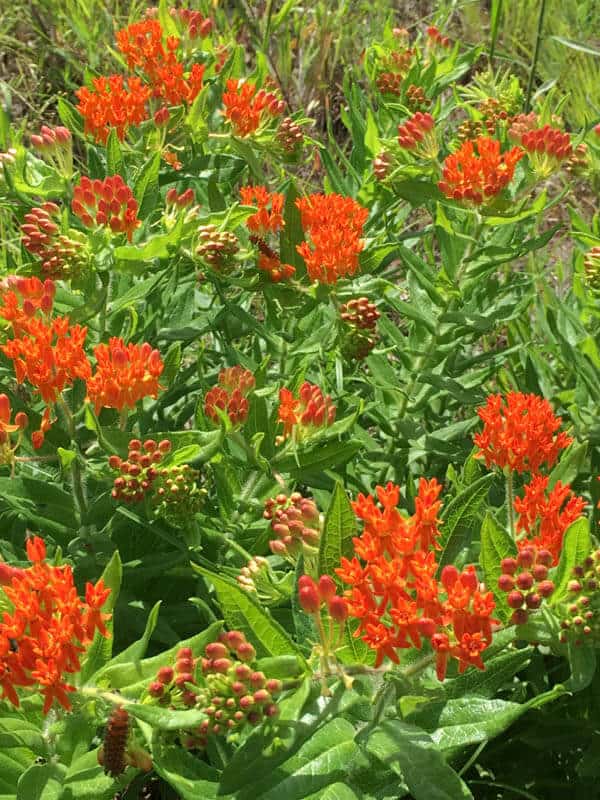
[438,136,524,204]
[474,392,572,474]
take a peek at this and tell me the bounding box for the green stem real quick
[525,0,548,112]
[506,468,516,540]
[57,395,88,522]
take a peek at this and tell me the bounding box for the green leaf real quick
[366,720,473,800]
[16,763,66,800]
[0,719,46,755]
[220,718,362,799]
[480,512,517,622]
[126,703,207,730]
[273,439,362,475]
[96,619,222,695]
[193,564,307,665]
[315,784,360,800]
[133,152,161,220]
[442,640,532,699]
[407,688,564,755]
[0,748,34,795]
[549,35,600,57]
[152,744,220,799]
[565,642,597,692]
[318,482,357,580]
[106,129,124,178]
[162,342,182,386]
[549,441,587,489]
[438,474,493,569]
[61,748,119,800]
[552,517,591,603]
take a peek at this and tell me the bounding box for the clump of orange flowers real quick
[276,381,336,444]
[204,366,255,427]
[222,79,285,137]
[514,474,585,565]
[240,186,295,283]
[296,193,369,284]
[71,175,141,242]
[0,536,111,714]
[438,136,524,204]
[86,337,164,414]
[76,75,151,144]
[336,480,497,678]
[474,392,572,475]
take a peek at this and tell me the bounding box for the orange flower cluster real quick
[0,394,28,469]
[204,366,255,426]
[516,125,572,177]
[87,337,164,414]
[116,18,205,106]
[426,25,451,48]
[71,175,141,242]
[2,317,90,404]
[336,481,497,678]
[240,186,295,282]
[240,186,284,238]
[276,382,336,444]
[514,475,585,564]
[296,193,369,284]
[76,75,151,144]
[0,276,55,334]
[0,536,111,714]
[222,79,285,137]
[438,136,524,204]
[474,392,572,474]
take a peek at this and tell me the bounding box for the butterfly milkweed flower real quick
[76,75,151,144]
[204,366,255,427]
[222,79,285,137]
[397,112,438,159]
[438,136,524,204]
[0,535,111,713]
[72,175,141,242]
[336,480,496,677]
[0,275,55,334]
[240,186,284,238]
[514,474,585,565]
[116,19,205,107]
[296,194,369,284]
[276,382,336,444]
[474,392,572,474]
[2,316,91,447]
[87,337,164,414]
[516,124,572,178]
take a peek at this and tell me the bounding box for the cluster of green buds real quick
[30,124,73,178]
[196,224,239,272]
[339,297,380,360]
[498,546,555,626]
[109,438,204,521]
[236,555,269,593]
[375,47,414,96]
[21,203,89,280]
[559,549,600,644]
[583,246,600,291]
[264,492,322,561]
[565,143,589,177]
[146,632,283,749]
